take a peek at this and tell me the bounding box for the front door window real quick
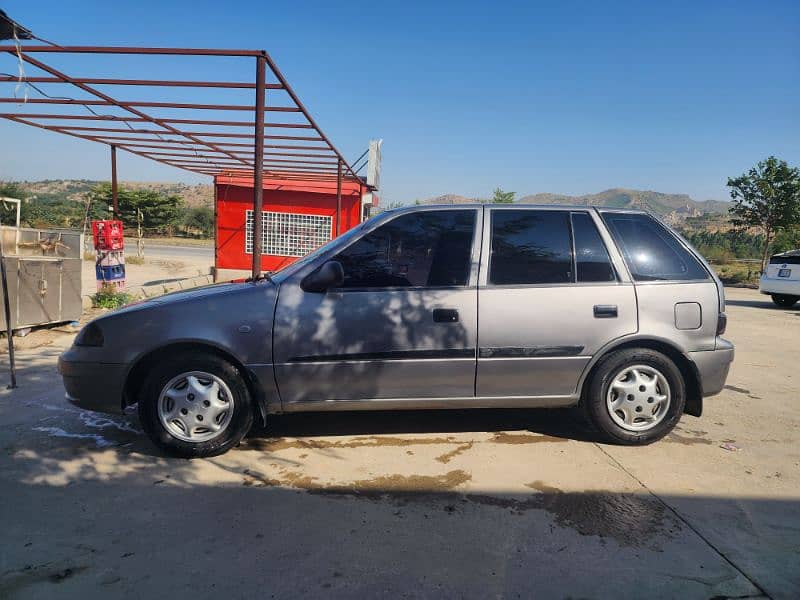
[334,210,476,289]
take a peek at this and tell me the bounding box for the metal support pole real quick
[0,211,17,389]
[336,159,342,236]
[252,54,266,279]
[110,144,118,218]
[358,183,364,222]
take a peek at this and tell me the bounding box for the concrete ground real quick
[0,287,797,599]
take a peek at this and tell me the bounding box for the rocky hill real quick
[418,193,481,205]
[14,179,213,207]
[420,188,729,224]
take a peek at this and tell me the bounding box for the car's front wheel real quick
[771,294,799,308]
[138,351,253,457]
[583,348,685,445]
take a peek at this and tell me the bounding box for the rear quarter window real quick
[602,213,709,281]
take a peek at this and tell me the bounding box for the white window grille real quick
[245,210,332,257]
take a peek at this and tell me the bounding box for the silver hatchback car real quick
[59,205,734,457]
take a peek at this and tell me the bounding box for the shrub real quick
[698,245,734,264]
[92,285,133,309]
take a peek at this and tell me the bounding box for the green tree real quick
[772,225,800,255]
[491,187,515,204]
[88,183,184,236]
[0,181,26,200]
[727,156,800,271]
[182,206,214,237]
[0,181,27,226]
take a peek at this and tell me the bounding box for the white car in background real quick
[760,249,800,308]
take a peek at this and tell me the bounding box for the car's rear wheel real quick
[583,348,685,445]
[771,294,799,308]
[138,351,253,457]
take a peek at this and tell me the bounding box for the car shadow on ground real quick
[726,297,800,312]
[249,407,602,443]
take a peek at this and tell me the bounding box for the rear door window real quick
[602,213,709,281]
[489,210,572,285]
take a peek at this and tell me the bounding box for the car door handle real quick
[433,308,459,323]
[594,304,618,318]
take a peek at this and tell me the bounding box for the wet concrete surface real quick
[0,287,797,599]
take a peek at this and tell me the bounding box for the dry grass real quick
[713,262,760,287]
[124,236,213,248]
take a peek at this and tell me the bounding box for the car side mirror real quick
[301,260,344,293]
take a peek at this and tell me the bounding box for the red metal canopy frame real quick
[0,44,364,278]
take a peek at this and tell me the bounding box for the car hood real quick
[108,281,270,317]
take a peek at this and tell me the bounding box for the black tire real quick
[771,294,799,308]
[138,351,253,458]
[582,348,685,445]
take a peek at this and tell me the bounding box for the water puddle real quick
[32,427,116,448]
[237,466,678,548]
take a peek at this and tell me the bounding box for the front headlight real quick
[75,322,104,347]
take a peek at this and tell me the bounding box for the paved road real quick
[138,244,213,260]
[0,287,797,599]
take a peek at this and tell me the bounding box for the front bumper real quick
[58,348,127,414]
[689,338,735,398]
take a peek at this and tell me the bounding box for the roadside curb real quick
[81,274,214,309]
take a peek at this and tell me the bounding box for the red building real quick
[214,172,377,280]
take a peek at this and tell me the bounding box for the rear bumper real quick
[759,277,800,296]
[689,338,734,398]
[58,349,127,414]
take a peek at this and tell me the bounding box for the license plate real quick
[778,268,791,278]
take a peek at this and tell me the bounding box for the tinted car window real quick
[489,210,572,285]
[334,210,475,288]
[572,212,616,282]
[769,251,800,265]
[602,213,709,281]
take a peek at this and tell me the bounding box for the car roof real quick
[772,249,800,258]
[384,203,650,214]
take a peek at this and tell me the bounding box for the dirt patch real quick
[343,470,472,493]
[242,468,318,489]
[150,259,185,272]
[525,480,561,494]
[245,432,566,457]
[244,435,460,452]
[490,432,568,445]
[243,466,472,497]
[435,442,474,464]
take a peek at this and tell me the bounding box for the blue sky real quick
[0,0,798,204]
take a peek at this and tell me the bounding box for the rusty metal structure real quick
[0,44,363,278]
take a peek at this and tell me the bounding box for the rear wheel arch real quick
[579,338,702,417]
[123,342,268,424]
